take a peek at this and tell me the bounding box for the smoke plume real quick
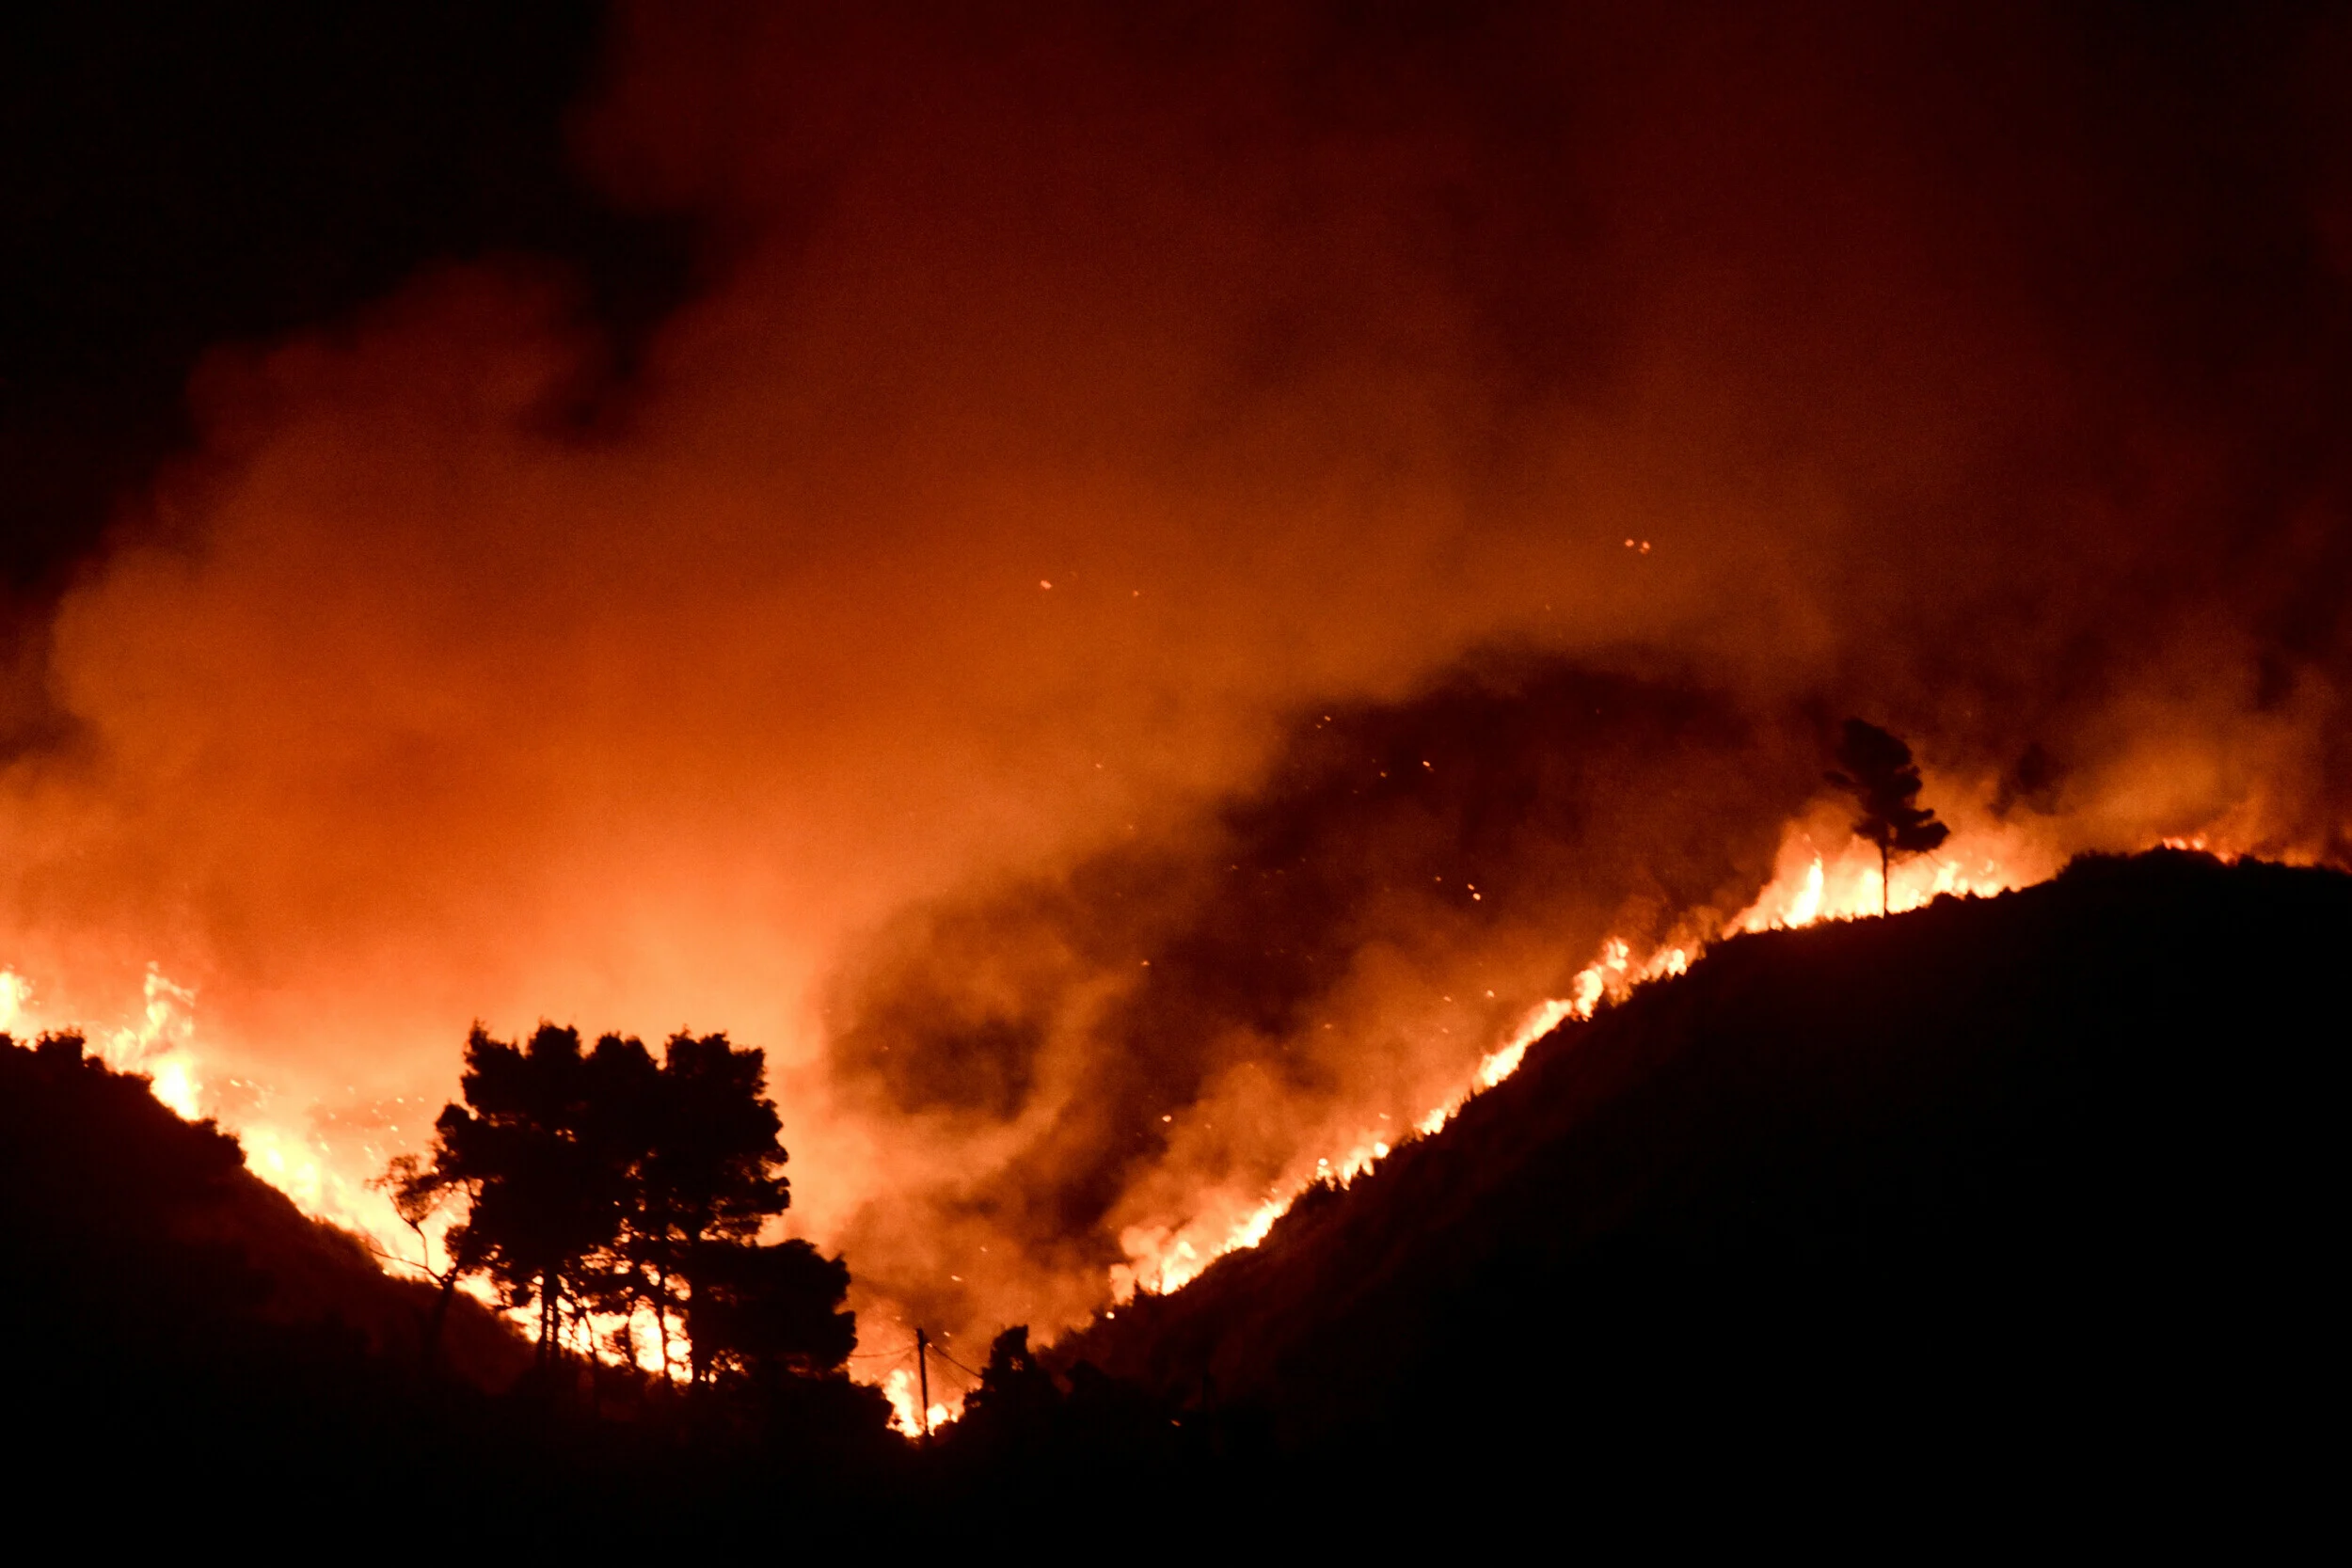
[2,1,2345,1348]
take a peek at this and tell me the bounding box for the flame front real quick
[1097,795,2102,1311]
[1109,977,1613,1304]
[0,781,2314,1423]
[0,963,433,1270]
[880,1362,961,1437]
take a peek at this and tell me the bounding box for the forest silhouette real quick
[5,847,2341,1535]
[387,1022,850,1388]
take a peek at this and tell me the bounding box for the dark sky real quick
[0,2,684,600]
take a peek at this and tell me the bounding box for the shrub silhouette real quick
[683,1237,855,1385]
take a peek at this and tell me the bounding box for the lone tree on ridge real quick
[1828,719,1949,917]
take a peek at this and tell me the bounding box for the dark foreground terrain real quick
[3,850,2338,1534]
[0,1026,898,1535]
[1057,849,2342,1513]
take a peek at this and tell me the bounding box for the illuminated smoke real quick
[0,2,2345,1370]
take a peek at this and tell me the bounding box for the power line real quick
[922,1354,977,1388]
[929,1345,985,1382]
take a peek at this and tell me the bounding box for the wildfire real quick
[1108,971,1617,1304]
[0,779,2280,1432]
[1099,796,2082,1312]
[0,962,431,1268]
[0,800,2031,1424]
[882,1365,957,1438]
[1727,796,2058,934]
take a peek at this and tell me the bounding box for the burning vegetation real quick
[9,846,2341,1527]
[2,0,2349,1530]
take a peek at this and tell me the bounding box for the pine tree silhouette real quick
[411,1024,638,1367]
[390,1023,816,1386]
[1827,719,1949,916]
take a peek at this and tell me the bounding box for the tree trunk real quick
[656,1266,674,1386]
[423,1269,459,1376]
[1881,843,1891,918]
[686,1276,707,1387]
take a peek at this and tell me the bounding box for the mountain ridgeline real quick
[1045,850,2341,1492]
[1,848,2336,1528]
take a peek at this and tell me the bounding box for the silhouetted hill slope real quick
[0,1033,902,1535]
[1061,851,2343,1486]
[0,1032,549,1519]
[0,1032,527,1391]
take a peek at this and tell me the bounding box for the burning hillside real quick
[1051,849,2345,1482]
[1,1,2348,1429]
[0,1028,528,1407]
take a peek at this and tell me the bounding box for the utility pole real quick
[915,1326,932,1442]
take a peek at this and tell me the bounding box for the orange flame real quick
[1728,790,2060,933]
[0,961,445,1279]
[1108,975,1614,1304]
[1096,786,2098,1314]
[1,778,2294,1429]
[882,1361,961,1436]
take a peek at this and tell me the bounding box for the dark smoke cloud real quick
[0,1,2344,1341]
[823,656,1820,1332]
[0,3,683,734]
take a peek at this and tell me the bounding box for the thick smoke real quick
[0,2,2345,1345]
[823,657,1819,1333]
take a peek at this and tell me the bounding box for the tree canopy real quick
[1827,719,1950,916]
[391,1023,850,1386]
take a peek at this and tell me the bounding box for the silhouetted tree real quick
[958,1324,1061,1447]
[616,1032,792,1385]
[392,1023,817,1386]
[405,1024,644,1366]
[1827,719,1950,916]
[377,1150,487,1374]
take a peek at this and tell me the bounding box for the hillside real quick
[7,852,2335,1525]
[1057,851,2344,1483]
[0,1031,530,1450]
